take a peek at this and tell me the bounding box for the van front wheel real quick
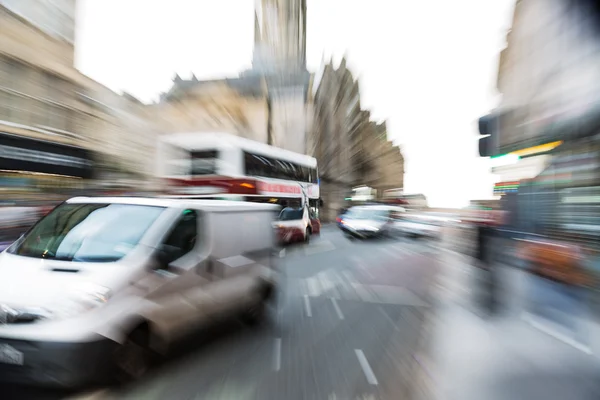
[114,326,157,383]
[243,284,275,326]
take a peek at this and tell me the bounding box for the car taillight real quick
[336,217,342,223]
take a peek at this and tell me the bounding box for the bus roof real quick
[161,132,317,168]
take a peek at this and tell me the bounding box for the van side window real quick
[162,209,198,264]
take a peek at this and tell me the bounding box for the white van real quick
[340,205,406,238]
[0,197,281,387]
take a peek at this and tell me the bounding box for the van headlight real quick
[51,283,112,319]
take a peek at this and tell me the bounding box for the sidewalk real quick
[423,249,600,400]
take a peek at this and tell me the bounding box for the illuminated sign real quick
[257,180,319,198]
[258,182,301,195]
[494,181,520,195]
[490,154,520,168]
[510,141,563,157]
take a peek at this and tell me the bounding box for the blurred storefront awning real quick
[0,132,94,179]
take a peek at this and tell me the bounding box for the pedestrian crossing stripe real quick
[298,268,428,307]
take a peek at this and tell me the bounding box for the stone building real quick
[80,80,161,189]
[0,0,92,195]
[150,74,269,144]
[363,120,405,193]
[253,0,310,154]
[495,0,600,154]
[0,0,159,193]
[152,0,311,155]
[485,0,600,185]
[311,58,404,221]
[0,0,400,204]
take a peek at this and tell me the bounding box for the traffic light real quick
[478,114,497,157]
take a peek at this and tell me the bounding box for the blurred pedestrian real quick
[475,214,500,316]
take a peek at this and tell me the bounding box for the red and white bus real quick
[156,132,322,238]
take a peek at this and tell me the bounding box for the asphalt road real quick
[1,226,441,400]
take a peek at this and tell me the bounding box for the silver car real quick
[392,214,445,239]
[340,205,406,238]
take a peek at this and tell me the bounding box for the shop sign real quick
[0,144,91,169]
[256,180,319,199]
[257,181,302,195]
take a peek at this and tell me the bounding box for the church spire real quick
[252,0,307,73]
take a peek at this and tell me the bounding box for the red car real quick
[274,207,320,244]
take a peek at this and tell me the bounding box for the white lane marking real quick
[522,313,593,355]
[279,248,286,258]
[355,349,379,385]
[330,297,345,320]
[304,269,340,297]
[303,295,312,317]
[273,338,282,371]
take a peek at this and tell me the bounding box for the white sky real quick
[76,0,514,208]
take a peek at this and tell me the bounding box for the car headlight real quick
[51,283,112,320]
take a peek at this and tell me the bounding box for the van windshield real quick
[8,203,165,262]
